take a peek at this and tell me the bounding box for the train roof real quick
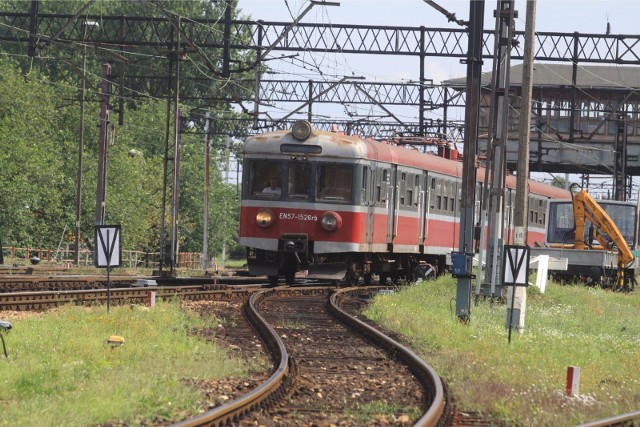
[245,124,570,199]
[244,127,462,174]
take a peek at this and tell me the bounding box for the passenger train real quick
[239,120,571,285]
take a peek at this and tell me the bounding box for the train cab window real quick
[547,202,575,243]
[287,162,311,200]
[248,161,282,199]
[317,164,353,203]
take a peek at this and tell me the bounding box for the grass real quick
[364,276,640,426]
[0,300,258,427]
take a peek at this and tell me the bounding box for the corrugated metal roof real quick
[443,63,640,89]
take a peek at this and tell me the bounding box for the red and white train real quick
[239,120,570,285]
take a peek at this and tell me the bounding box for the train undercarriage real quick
[247,247,442,286]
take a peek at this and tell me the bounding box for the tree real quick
[0,0,255,258]
[0,58,77,248]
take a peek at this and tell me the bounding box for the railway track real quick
[0,273,259,293]
[0,286,257,311]
[175,286,451,426]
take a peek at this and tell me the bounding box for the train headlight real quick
[256,208,275,228]
[292,120,312,141]
[321,211,342,231]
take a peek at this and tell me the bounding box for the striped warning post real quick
[566,366,580,396]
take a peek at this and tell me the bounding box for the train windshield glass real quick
[287,162,312,200]
[599,202,636,246]
[317,164,353,202]
[248,161,283,198]
[546,202,575,244]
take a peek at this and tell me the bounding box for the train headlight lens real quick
[321,211,342,231]
[292,120,312,141]
[256,209,275,228]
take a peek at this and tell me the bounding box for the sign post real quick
[95,225,121,313]
[502,244,530,344]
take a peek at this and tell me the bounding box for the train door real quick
[364,163,375,251]
[418,171,429,249]
[386,165,398,248]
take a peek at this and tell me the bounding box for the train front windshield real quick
[245,160,353,203]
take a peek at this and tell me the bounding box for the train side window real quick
[398,170,408,206]
[432,177,441,210]
[361,166,368,205]
[287,162,311,200]
[317,163,353,203]
[249,160,283,199]
[380,169,389,203]
[442,181,449,211]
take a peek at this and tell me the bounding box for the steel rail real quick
[0,286,251,310]
[327,287,450,427]
[171,288,292,427]
[575,410,640,427]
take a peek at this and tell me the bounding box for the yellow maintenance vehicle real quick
[541,183,636,290]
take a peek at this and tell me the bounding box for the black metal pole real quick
[0,333,7,358]
[508,284,515,344]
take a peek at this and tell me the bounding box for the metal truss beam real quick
[122,77,464,108]
[182,116,461,140]
[2,13,640,64]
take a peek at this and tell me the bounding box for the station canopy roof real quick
[442,63,640,90]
